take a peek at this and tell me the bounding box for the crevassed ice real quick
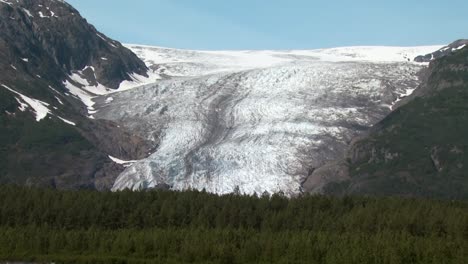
[95,45,440,195]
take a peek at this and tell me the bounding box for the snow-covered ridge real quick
[414,40,468,62]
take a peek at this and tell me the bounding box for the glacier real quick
[93,45,442,195]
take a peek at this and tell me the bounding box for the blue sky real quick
[67,0,468,50]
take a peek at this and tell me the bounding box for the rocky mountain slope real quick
[0,0,148,88]
[414,39,468,63]
[0,0,154,189]
[315,41,468,200]
[94,45,441,195]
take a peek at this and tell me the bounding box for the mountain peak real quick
[0,0,148,89]
[0,0,153,190]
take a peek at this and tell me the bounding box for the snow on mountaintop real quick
[67,44,442,111]
[290,46,443,63]
[125,44,443,76]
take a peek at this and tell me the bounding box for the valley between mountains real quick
[2,1,468,263]
[93,45,441,195]
[2,0,467,199]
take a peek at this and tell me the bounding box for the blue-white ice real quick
[94,45,441,195]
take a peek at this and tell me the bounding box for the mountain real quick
[2,0,459,197]
[414,39,468,63]
[0,0,148,88]
[94,45,441,195]
[314,43,468,200]
[0,0,154,189]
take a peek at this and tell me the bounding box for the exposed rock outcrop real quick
[414,39,468,63]
[0,0,153,190]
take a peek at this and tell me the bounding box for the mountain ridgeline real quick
[316,41,468,200]
[414,39,468,63]
[0,0,153,189]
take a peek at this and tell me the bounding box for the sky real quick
[66,0,468,50]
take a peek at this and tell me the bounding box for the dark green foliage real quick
[347,84,468,198]
[0,107,95,185]
[336,47,468,200]
[0,186,466,263]
[0,88,19,114]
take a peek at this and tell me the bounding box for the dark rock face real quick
[316,45,468,200]
[77,119,157,161]
[302,161,349,194]
[0,0,154,190]
[0,0,147,89]
[414,39,468,63]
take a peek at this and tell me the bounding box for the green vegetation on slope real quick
[0,186,467,263]
[0,89,103,188]
[327,47,468,200]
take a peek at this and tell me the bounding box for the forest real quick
[0,186,467,263]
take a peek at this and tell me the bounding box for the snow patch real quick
[38,11,48,18]
[57,116,76,126]
[63,66,117,117]
[453,44,466,51]
[37,10,57,18]
[15,98,28,112]
[1,84,50,121]
[69,66,110,95]
[390,88,417,110]
[54,96,64,105]
[48,85,60,94]
[63,79,96,111]
[0,0,12,6]
[117,73,161,91]
[109,156,138,167]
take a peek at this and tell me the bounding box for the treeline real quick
[0,186,467,263]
